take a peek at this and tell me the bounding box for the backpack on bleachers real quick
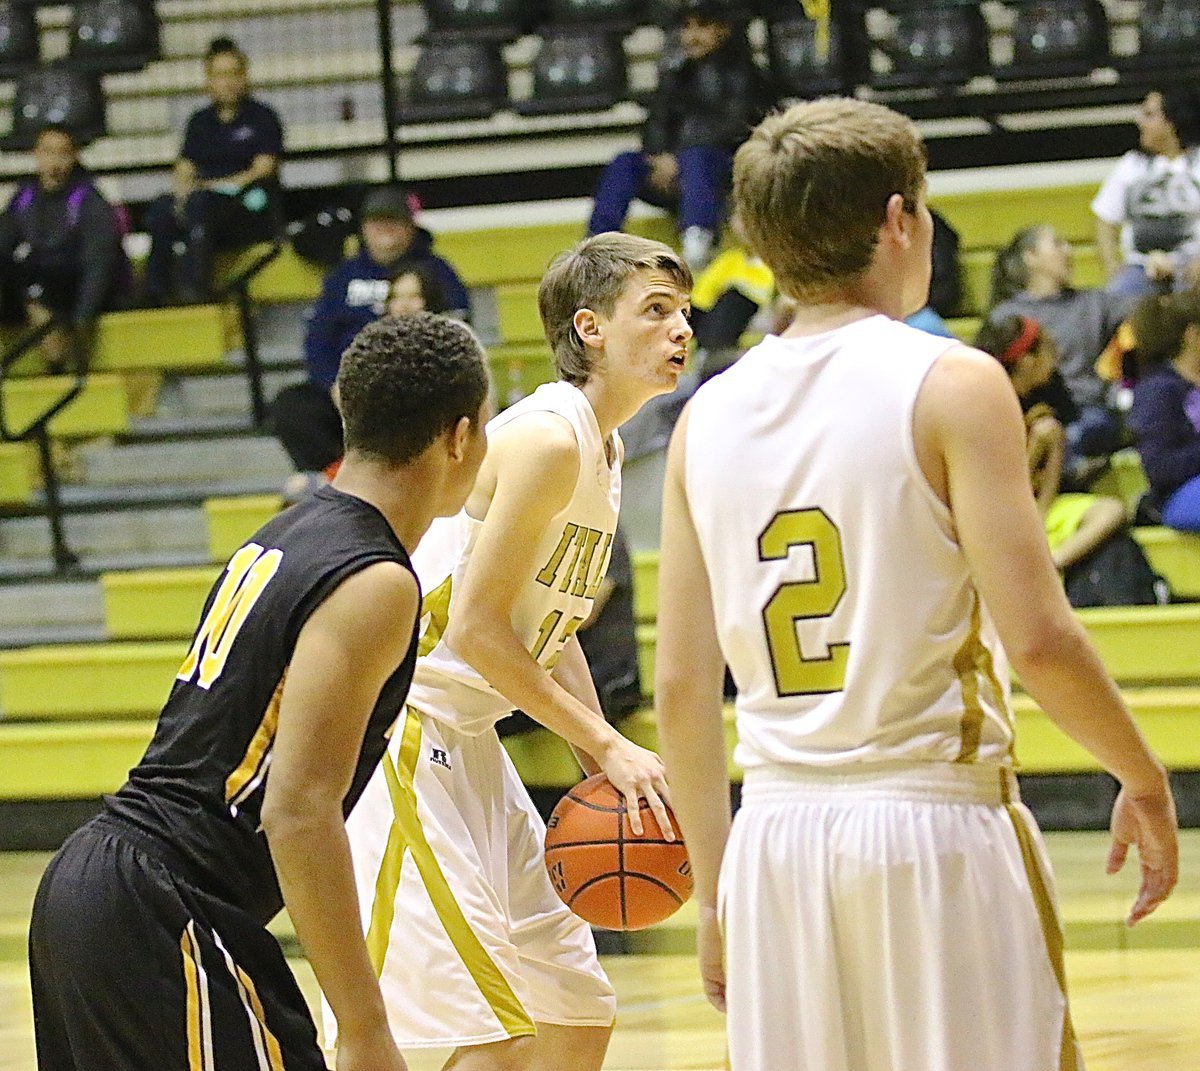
[1063,531,1170,608]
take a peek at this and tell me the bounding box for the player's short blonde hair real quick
[538,232,692,386]
[733,97,927,300]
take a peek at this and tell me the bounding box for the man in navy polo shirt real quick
[141,37,283,304]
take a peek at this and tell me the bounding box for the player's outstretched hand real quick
[1107,782,1179,926]
[697,904,726,1013]
[335,1029,409,1071]
[596,735,674,840]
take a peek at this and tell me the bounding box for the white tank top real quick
[684,316,1014,771]
[407,381,621,735]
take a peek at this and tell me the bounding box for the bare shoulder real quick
[315,560,419,636]
[488,408,581,488]
[918,343,1022,431]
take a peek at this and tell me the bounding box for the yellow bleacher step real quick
[101,566,222,640]
[932,184,1099,252]
[204,493,284,561]
[238,244,325,305]
[436,216,676,288]
[0,720,154,800]
[494,282,544,345]
[1091,448,1149,512]
[1134,528,1200,600]
[0,374,129,439]
[0,641,188,720]
[0,441,38,505]
[94,305,230,371]
[488,341,556,401]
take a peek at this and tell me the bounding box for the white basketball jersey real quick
[684,316,1014,771]
[407,381,621,735]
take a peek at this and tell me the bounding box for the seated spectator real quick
[975,312,1128,571]
[586,0,771,268]
[0,124,130,372]
[1093,88,1200,297]
[274,259,452,482]
[991,223,1134,484]
[141,37,284,305]
[1125,291,1200,532]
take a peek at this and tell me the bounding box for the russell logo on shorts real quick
[430,747,451,770]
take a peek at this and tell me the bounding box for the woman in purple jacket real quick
[1127,290,1200,530]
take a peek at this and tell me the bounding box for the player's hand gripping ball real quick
[544,773,693,930]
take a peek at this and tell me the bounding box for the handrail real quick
[0,315,87,573]
[215,240,284,429]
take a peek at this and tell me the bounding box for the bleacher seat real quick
[1000,0,1110,81]
[868,2,989,90]
[767,11,856,99]
[68,0,161,74]
[401,38,509,123]
[5,64,106,150]
[543,0,642,31]
[0,3,38,79]
[514,29,629,116]
[420,0,531,42]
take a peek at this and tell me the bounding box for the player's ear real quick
[447,415,472,461]
[573,307,604,351]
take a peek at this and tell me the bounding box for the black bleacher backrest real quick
[401,39,508,123]
[420,0,533,42]
[5,65,106,150]
[69,0,160,74]
[768,13,855,98]
[544,0,641,31]
[514,29,628,116]
[1137,0,1200,61]
[0,3,39,78]
[869,2,990,90]
[1004,0,1109,79]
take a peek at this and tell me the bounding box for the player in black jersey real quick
[28,313,490,1071]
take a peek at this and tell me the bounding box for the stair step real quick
[76,436,293,487]
[125,412,258,440]
[0,622,110,649]
[0,508,206,560]
[29,475,290,513]
[175,370,306,417]
[0,548,215,583]
[0,578,103,627]
[101,565,221,640]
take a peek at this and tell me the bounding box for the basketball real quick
[544,773,693,931]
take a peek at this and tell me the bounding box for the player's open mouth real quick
[668,354,686,368]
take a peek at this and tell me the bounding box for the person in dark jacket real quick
[141,37,284,305]
[272,186,470,476]
[587,0,771,268]
[0,124,128,371]
[1126,290,1200,530]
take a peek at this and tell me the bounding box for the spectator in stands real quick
[0,124,130,372]
[140,37,284,305]
[274,250,452,483]
[586,0,771,268]
[1125,291,1200,532]
[1093,88,1200,297]
[991,223,1133,485]
[975,312,1128,570]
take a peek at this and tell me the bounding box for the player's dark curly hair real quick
[337,313,489,464]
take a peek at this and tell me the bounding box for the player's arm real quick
[550,634,604,777]
[444,414,671,835]
[261,561,416,1071]
[654,405,731,1010]
[917,347,1178,924]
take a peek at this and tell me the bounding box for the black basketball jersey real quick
[106,485,420,924]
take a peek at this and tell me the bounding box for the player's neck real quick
[579,378,654,444]
[330,461,439,553]
[780,300,878,338]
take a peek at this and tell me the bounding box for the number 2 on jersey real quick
[759,508,849,697]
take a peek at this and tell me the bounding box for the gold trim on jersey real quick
[181,920,214,1071]
[418,575,453,657]
[952,596,1007,763]
[366,707,535,1038]
[1004,803,1081,1071]
[212,927,286,1071]
[225,672,286,814]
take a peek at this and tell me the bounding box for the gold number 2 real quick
[759,509,849,697]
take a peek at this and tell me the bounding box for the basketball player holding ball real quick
[336,233,693,1069]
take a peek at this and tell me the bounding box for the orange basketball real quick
[544,773,693,930]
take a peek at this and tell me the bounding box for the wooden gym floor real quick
[2,831,1198,1070]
